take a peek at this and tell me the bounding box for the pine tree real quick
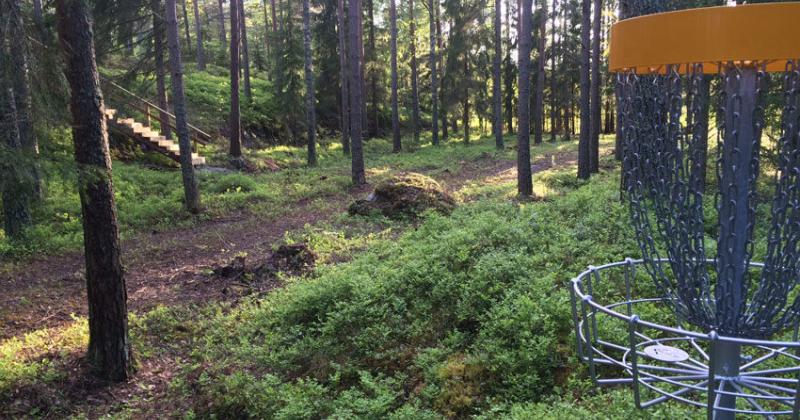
[534,0,546,144]
[349,0,366,184]
[166,0,202,212]
[217,0,226,45]
[337,0,350,154]
[1,0,32,240]
[577,0,591,179]
[152,0,173,140]
[55,0,131,381]
[589,0,601,173]
[229,0,243,165]
[303,0,317,166]
[429,0,439,145]
[181,0,192,54]
[492,0,503,149]
[390,0,401,152]
[517,0,533,196]
[240,0,252,101]
[193,0,205,70]
[409,0,421,143]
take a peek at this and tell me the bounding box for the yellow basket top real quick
[609,2,800,74]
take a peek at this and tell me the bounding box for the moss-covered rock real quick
[348,173,456,219]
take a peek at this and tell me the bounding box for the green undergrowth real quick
[159,167,702,418]
[0,130,588,260]
[1,149,706,418]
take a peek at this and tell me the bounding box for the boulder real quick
[348,173,456,219]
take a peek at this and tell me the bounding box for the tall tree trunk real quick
[367,0,378,137]
[409,0,420,142]
[217,0,226,45]
[239,0,251,101]
[517,0,533,196]
[303,0,317,166]
[428,0,438,146]
[5,0,41,199]
[589,0,601,172]
[358,1,366,133]
[0,89,31,240]
[181,0,192,54]
[152,0,173,139]
[561,0,570,141]
[437,4,447,139]
[337,0,350,154]
[229,0,243,164]
[549,0,557,141]
[55,0,131,382]
[270,0,277,33]
[1,3,32,239]
[503,0,514,134]
[463,57,469,145]
[492,0,503,149]
[193,0,205,70]
[166,0,202,213]
[577,0,591,179]
[261,0,270,63]
[390,0,400,152]
[534,0,546,145]
[349,0,365,184]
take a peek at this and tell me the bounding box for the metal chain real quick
[619,60,800,338]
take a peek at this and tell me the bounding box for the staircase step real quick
[103,108,206,166]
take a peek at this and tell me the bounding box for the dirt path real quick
[0,149,578,341]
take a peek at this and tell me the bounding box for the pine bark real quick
[517,0,533,196]
[6,0,41,199]
[303,0,317,166]
[229,0,243,163]
[349,0,365,184]
[55,0,131,382]
[534,0,546,144]
[463,57,470,145]
[428,0,438,146]
[577,0,591,179]
[239,0,252,101]
[367,0,378,137]
[390,0,400,152]
[0,3,32,239]
[166,0,201,213]
[409,0,420,142]
[492,0,503,149]
[589,0,601,172]
[261,0,270,59]
[152,0,173,139]
[503,0,514,134]
[193,0,205,70]
[217,0,226,45]
[181,0,192,54]
[436,4,447,139]
[549,0,557,141]
[337,0,350,154]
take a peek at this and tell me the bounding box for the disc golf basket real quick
[570,3,800,418]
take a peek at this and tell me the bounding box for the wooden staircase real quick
[105,108,206,166]
[100,77,212,167]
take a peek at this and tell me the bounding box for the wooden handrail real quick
[100,77,213,144]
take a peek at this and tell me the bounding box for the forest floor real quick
[0,136,592,418]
